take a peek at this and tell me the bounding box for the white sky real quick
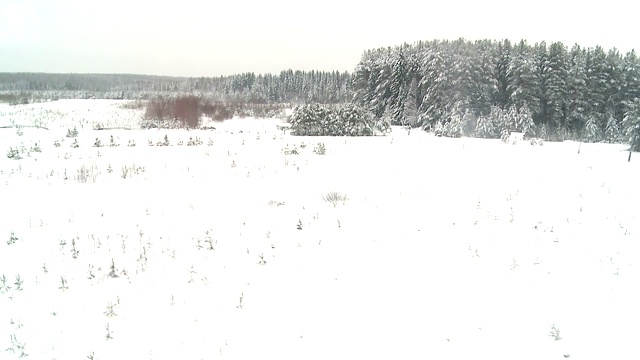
[0,0,638,77]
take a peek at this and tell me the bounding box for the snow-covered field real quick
[1,99,639,360]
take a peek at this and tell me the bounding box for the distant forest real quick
[0,70,352,104]
[352,39,640,143]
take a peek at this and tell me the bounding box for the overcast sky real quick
[0,0,637,77]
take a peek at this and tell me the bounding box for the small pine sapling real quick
[204,230,215,250]
[87,265,95,280]
[71,238,80,259]
[108,259,119,278]
[105,323,113,340]
[7,231,18,245]
[59,276,68,291]
[14,275,23,291]
[188,265,197,283]
[549,324,562,341]
[104,302,117,317]
[237,293,244,309]
[0,274,11,293]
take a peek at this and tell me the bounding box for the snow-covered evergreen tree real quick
[623,101,640,151]
[402,77,420,127]
[289,103,387,136]
[475,116,493,138]
[507,40,540,113]
[566,44,589,133]
[546,42,569,132]
[518,103,535,137]
[585,115,599,142]
[605,115,621,143]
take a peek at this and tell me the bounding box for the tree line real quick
[0,70,352,104]
[351,38,640,146]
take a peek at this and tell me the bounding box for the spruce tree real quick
[546,42,569,135]
[566,44,589,135]
[623,101,640,151]
[605,115,621,143]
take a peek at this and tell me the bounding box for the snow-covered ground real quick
[1,99,639,360]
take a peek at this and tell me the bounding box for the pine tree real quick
[518,103,535,137]
[604,49,625,124]
[585,115,599,142]
[566,44,589,134]
[419,42,450,129]
[623,101,640,151]
[586,46,609,118]
[546,42,569,134]
[475,116,493,138]
[605,115,621,143]
[494,39,512,109]
[402,77,420,127]
[532,42,552,129]
[389,48,408,125]
[507,40,540,113]
[471,39,499,116]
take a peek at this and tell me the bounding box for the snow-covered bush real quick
[289,103,389,136]
[313,142,326,155]
[109,135,119,147]
[187,137,202,146]
[66,127,79,138]
[7,147,22,160]
[442,114,463,138]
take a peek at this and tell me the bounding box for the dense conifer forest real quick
[351,39,640,146]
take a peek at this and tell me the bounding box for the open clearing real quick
[1,100,639,360]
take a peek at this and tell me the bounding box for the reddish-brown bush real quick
[142,96,287,128]
[143,96,201,128]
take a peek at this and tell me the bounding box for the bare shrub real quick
[172,96,200,128]
[322,191,348,207]
[143,97,285,128]
[143,96,197,129]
